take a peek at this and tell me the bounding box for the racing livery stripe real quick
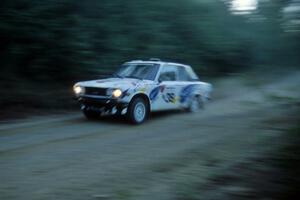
[180,84,197,103]
[149,86,160,101]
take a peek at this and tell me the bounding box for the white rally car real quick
[73,59,212,124]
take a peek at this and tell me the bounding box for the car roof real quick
[125,59,191,68]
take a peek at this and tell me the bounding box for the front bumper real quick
[74,95,129,115]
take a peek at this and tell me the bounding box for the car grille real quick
[85,87,107,96]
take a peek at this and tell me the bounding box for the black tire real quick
[83,109,99,120]
[187,95,204,113]
[127,97,149,124]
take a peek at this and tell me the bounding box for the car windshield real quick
[114,63,159,81]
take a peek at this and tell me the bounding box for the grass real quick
[266,93,298,103]
[115,189,132,200]
[274,124,300,199]
[172,113,300,200]
[0,86,77,120]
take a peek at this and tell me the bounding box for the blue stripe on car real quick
[149,86,160,101]
[180,85,196,103]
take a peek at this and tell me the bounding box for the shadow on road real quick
[72,110,187,126]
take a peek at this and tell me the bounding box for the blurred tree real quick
[0,0,299,109]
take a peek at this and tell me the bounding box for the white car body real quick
[73,60,212,123]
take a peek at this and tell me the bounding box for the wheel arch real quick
[130,93,151,112]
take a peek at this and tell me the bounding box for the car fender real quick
[123,84,152,104]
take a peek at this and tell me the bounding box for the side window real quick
[185,66,199,81]
[158,65,178,81]
[177,66,192,81]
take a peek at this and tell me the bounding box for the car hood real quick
[78,78,153,90]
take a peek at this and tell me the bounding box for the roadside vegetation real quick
[172,111,300,200]
[0,0,299,116]
[272,115,300,199]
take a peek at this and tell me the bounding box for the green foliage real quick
[0,0,299,110]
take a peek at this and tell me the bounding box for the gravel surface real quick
[1,72,299,200]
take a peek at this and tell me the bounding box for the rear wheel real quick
[187,95,203,113]
[83,109,99,120]
[127,97,149,124]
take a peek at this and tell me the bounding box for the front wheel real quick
[127,97,149,124]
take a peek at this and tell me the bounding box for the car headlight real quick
[112,89,122,98]
[74,85,85,95]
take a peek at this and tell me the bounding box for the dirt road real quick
[1,72,299,200]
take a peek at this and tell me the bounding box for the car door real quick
[177,65,201,107]
[151,65,181,111]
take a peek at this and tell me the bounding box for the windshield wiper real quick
[124,75,143,80]
[112,74,124,78]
